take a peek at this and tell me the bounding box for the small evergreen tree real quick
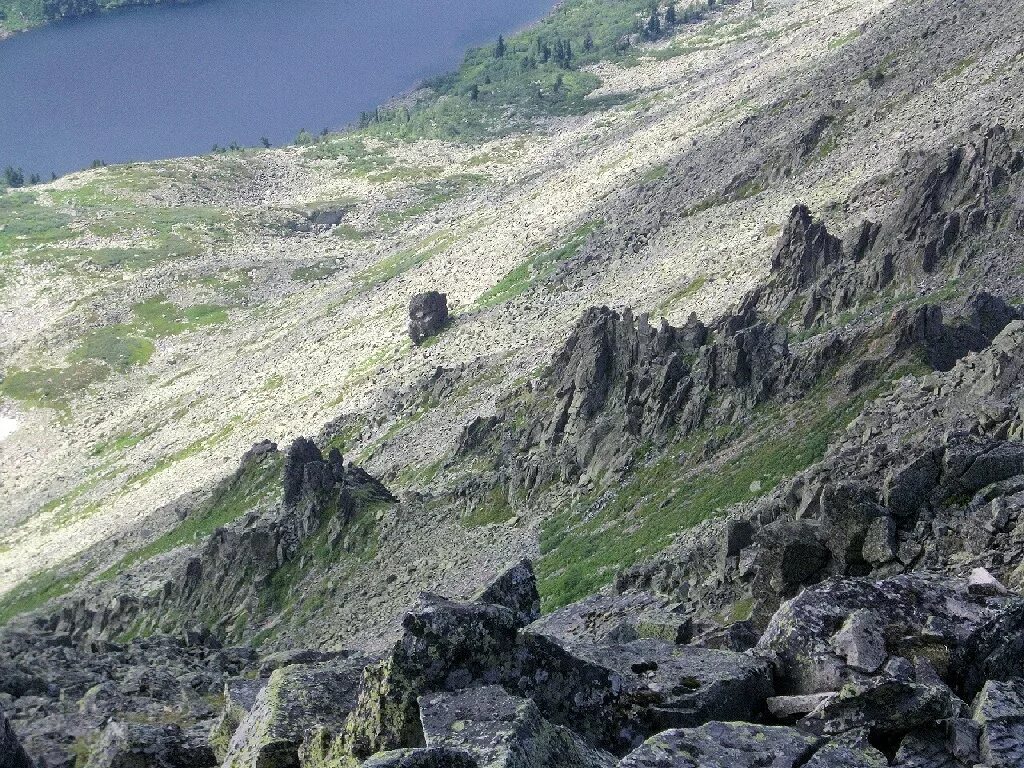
[29,173,41,185]
[469,83,479,101]
[3,166,24,188]
[495,34,506,58]
[666,3,677,25]
[583,31,594,51]
[646,9,661,39]
[260,136,271,148]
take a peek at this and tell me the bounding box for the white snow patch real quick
[0,417,18,442]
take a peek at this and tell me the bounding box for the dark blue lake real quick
[0,0,557,176]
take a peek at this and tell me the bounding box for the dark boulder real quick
[0,710,33,768]
[361,748,478,768]
[409,291,449,345]
[475,559,541,628]
[973,678,1024,768]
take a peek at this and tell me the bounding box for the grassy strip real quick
[536,387,880,611]
[99,451,283,580]
[476,221,600,309]
[0,564,88,625]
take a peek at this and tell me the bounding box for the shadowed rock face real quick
[1,710,33,768]
[409,291,449,345]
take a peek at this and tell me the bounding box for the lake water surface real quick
[0,0,557,176]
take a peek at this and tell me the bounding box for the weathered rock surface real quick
[419,685,616,768]
[973,678,1024,768]
[84,721,215,768]
[617,722,819,768]
[222,657,366,768]
[0,710,33,768]
[409,291,449,345]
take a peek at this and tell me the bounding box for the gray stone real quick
[766,693,836,719]
[84,721,215,768]
[0,709,33,768]
[967,566,1008,596]
[362,748,478,768]
[222,658,366,768]
[618,722,820,768]
[830,609,886,673]
[973,678,1024,768]
[800,679,963,737]
[418,686,616,768]
[804,730,887,768]
[475,559,541,628]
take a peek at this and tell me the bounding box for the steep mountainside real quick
[3,0,1024,765]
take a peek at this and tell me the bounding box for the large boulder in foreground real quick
[419,685,616,768]
[757,573,1002,695]
[513,635,773,753]
[222,657,366,768]
[409,291,449,344]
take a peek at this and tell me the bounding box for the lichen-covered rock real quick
[955,598,1024,699]
[758,573,998,695]
[338,596,521,760]
[475,559,541,628]
[209,678,267,762]
[800,678,964,737]
[513,636,772,753]
[973,678,1024,768]
[418,686,616,768]
[525,591,688,648]
[222,658,367,768]
[408,291,449,345]
[1,709,34,768]
[84,721,215,768]
[803,730,887,768]
[361,748,477,768]
[618,722,820,768]
[893,719,980,768]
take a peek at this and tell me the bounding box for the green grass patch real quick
[657,274,708,316]
[828,28,862,49]
[0,361,109,408]
[132,296,229,337]
[0,190,74,253]
[0,563,88,626]
[355,232,456,289]
[377,174,484,230]
[641,165,668,182]
[291,261,342,282]
[476,221,600,308]
[536,390,876,611]
[462,488,517,528]
[122,423,236,491]
[70,326,154,370]
[100,451,283,580]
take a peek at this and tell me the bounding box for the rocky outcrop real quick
[408,291,449,344]
[84,721,215,768]
[0,710,33,768]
